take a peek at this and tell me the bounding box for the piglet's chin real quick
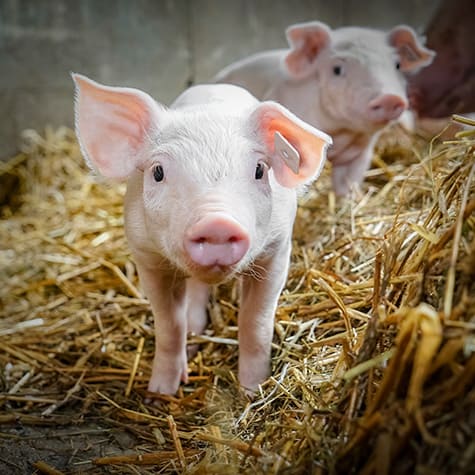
[368,116,393,127]
[188,263,238,285]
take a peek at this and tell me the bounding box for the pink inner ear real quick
[268,117,329,187]
[74,74,158,179]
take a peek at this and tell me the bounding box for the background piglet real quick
[72,74,331,395]
[215,21,434,197]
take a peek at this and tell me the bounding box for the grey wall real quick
[0,0,439,159]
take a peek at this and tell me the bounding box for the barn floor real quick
[1,119,474,474]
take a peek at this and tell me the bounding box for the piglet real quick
[72,74,331,395]
[215,21,435,196]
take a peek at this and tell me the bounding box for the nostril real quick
[391,101,404,111]
[192,234,244,245]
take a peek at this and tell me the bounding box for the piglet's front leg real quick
[331,135,379,197]
[135,261,188,395]
[185,278,210,359]
[238,240,292,393]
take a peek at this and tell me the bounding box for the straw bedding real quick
[0,118,474,474]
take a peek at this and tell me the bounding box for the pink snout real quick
[184,214,250,268]
[367,94,407,124]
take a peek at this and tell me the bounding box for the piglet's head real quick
[73,74,331,283]
[72,73,164,180]
[282,21,435,131]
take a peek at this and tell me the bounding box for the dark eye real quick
[153,165,164,182]
[255,162,265,180]
[333,65,343,76]
[395,61,401,70]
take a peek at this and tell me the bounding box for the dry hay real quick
[0,117,474,475]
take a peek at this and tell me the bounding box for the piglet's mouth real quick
[369,116,393,126]
[188,263,238,285]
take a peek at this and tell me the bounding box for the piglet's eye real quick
[255,162,265,180]
[395,61,401,70]
[333,65,343,76]
[153,165,164,182]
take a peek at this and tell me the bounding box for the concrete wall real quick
[0,0,439,159]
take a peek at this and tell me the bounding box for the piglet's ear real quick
[251,101,332,188]
[72,73,163,179]
[388,26,435,73]
[284,21,331,79]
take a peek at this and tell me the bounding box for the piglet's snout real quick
[184,213,250,268]
[367,94,407,123]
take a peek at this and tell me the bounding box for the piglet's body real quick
[215,22,434,196]
[73,75,331,395]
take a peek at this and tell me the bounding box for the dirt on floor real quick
[0,419,141,474]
